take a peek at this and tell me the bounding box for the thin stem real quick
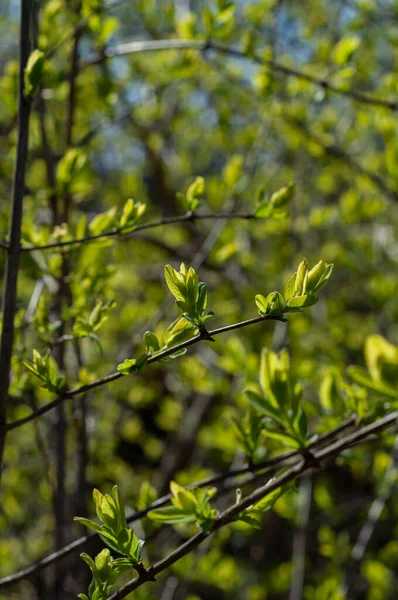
[82,39,398,112]
[0,0,34,476]
[0,211,254,252]
[108,412,398,599]
[0,416,357,586]
[6,314,285,430]
[288,472,312,600]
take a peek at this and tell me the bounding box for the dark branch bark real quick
[82,39,398,112]
[0,0,34,476]
[0,416,357,586]
[108,411,398,599]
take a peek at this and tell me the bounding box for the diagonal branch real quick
[82,39,398,112]
[108,411,398,599]
[5,314,285,430]
[0,415,356,586]
[7,211,254,252]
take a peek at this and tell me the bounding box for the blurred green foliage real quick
[0,0,398,598]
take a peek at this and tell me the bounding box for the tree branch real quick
[0,415,357,587]
[82,39,398,112]
[5,314,286,431]
[0,211,254,253]
[108,411,398,599]
[0,0,34,476]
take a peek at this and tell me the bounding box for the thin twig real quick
[108,412,398,599]
[0,0,34,476]
[0,416,356,586]
[0,211,254,253]
[82,39,398,112]
[288,472,312,600]
[6,314,285,431]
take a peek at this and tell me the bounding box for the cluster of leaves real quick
[87,198,146,237]
[255,259,334,317]
[245,349,310,449]
[348,335,398,402]
[117,263,214,375]
[148,481,218,533]
[164,263,215,331]
[22,350,64,394]
[74,487,144,599]
[176,176,205,212]
[254,182,295,218]
[21,198,146,248]
[73,299,117,348]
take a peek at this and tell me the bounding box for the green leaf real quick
[287,294,318,308]
[347,366,397,398]
[147,505,197,524]
[245,390,286,425]
[88,207,118,235]
[307,261,334,294]
[284,272,297,302]
[118,199,146,233]
[117,354,148,375]
[263,429,302,448]
[144,330,160,353]
[255,202,273,218]
[332,35,361,66]
[255,291,285,316]
[185,176,205,211]
[164,317,197,346]
[164,265,186,302]
[74,517,103,533]
[170,481,198,513]
[24,49,45,99]
[294,260,308,296]
[269,182,295,208]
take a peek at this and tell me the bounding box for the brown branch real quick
[108,411,398,599]
[1,211,254,253]
[82,39,398,112]
[0,0,34,476]
[6,314,286,431]
[0,415,357,587]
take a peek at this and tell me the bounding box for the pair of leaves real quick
[177,176,205,212]
[255,182,294,218]
[23,349,64,394]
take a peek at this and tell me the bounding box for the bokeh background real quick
[0,1,397,599]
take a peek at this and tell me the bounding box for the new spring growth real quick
[74,487,144,566]
[245,348,309,449]
[164,263,214,328]
[255,258,334,317]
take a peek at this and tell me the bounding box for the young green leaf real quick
[24,49,45,99]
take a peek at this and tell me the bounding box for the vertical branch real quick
[0,0,34,477]
[53,11,82,598]
[288,471,312,600]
